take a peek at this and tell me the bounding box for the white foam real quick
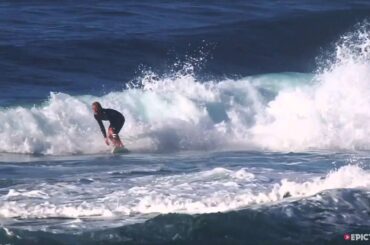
[0,165,369,222]
[0,72,263,154]
[5,189,49,199]
[251,23,370,151]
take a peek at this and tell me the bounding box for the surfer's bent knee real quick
[108,127,118,139]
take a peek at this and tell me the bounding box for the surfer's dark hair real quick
[92,101,103,112]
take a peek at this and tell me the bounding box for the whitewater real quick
[1,24,370,155]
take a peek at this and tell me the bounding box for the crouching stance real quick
[92,101,125,147]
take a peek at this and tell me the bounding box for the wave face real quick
[1,23,370,154]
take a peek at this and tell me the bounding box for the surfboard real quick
[111,146,130,154]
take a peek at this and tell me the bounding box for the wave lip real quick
[251,22,370,151]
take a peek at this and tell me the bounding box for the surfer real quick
[92,101,125,147]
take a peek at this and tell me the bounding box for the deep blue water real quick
[1,1,370,106]
[1,1,370,244]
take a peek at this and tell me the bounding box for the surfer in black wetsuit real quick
[92,101,125,147]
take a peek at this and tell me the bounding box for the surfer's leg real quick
[112,118,124,146]
[107,127,114,144]
[108,126,123,147]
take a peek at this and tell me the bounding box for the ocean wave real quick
[1,22,370,154]
[1,187,369,244]
[0,164,369,227]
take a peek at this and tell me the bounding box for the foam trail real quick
[0,164,369,222]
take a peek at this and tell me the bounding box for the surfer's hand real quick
[105,138,110,145]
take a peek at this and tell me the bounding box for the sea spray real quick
[251,22,370,151]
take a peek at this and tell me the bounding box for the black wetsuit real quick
[94,108,125,138]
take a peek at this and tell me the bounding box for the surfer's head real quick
[92,101,103,114]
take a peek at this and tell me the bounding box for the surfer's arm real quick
[94,115,107,138]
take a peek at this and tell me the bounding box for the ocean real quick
[1,1,370,244]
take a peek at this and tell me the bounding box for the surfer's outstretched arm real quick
[95,116,109,145]
[93,101,110,146]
